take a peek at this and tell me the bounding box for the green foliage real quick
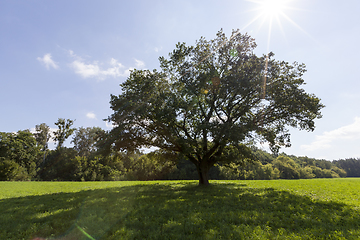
[72,126,105,157]
[0,130,41,180]
[331,166,347,178]
[0,159,29,181]
[126,151,177,181]
[39,148,78,181]
[34,123,51,151]
[34,123,51,164]
[273,156,300,179]
[217,161,280,180]
[299,166,315,179]
[334,158,360,177]
[0,126,352,182]
[310,166,337,178]
[164,157,199,180]
[39,149,125,181]
[213,150,346,181]
[106,29,324,185]
[1,179,360,239]
[252,147,276,164]
[53,118,75,149]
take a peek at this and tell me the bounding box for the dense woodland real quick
[0,120,358,181]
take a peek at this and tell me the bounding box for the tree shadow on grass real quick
[105,182,360,239]
[0,184,139,240]
[0,182,359,240]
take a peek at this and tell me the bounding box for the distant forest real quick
[1,123,359,181]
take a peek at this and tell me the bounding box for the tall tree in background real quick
[106,29,324,185]
[53,118,75,150]
[72,127,105,157]
[0,130,41,180]
[34,123,51,162]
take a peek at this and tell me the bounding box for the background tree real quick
[38,147,77,181]
[0,130,41,180]
[34,123,51,163]
[53,118,75,150]
[333,158,360,177]
[72,127,105,157]
[126,150,177,181]
[107,30,324,185]
[273,155,300,179]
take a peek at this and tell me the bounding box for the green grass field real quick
[1,179,359,239]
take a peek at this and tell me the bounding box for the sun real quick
[258,0,287,18]
[240,0,313,46]
[243,0,300,48]
[245,0,293,27]
[245,0,312,48]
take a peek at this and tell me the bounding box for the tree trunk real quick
[197,162,210,186]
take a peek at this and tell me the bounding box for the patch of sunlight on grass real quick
[32,208,73,219]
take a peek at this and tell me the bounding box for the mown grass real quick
[0,179,359,240]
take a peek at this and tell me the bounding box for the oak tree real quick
[106,30,324,185]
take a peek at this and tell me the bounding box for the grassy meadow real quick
[0,179,359,239]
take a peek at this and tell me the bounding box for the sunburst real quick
[242,0,312,50]
[258,0,288,18]
[244,0,294,49]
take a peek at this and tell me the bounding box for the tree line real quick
[0,118,358,181]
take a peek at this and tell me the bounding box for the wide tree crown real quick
[107,29,324,164]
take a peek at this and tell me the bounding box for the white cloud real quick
[110,58,124,67]
[301,117,360,151]
[135,59,145,68]
[86,112,97,119]
[68,50,77,58]
[71,60,101,78]
[37,53,59,70]
[69,53,143,80]
[102,58,126,77]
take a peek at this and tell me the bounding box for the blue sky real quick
[1,0,359,160]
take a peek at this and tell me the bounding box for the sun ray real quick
[244,0,319,47]
[279,12,320,45]
[244,0,304,40]
[274,15,288,44]
[239,12,264,32]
